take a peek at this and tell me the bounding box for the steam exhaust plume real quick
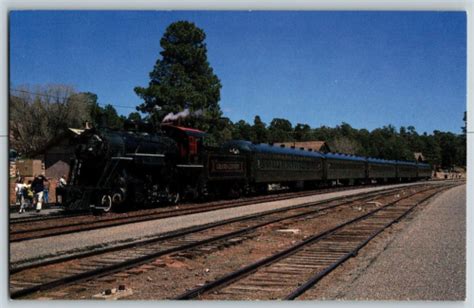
[162,108,203,123]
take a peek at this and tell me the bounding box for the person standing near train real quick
[14,176,24,207]
[18,179,33,214]
[31,174,45,213]
[56,175,67,204]
[43,177,50,205]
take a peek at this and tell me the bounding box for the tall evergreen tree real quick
[101,104,125,130]
[127,112,142,122]
[233,120,255,141]
[80,92,101,127]
[462,111,467,134]
[268,118,293,142]
[294,123,312,141]
[252,116,268,143]
[134,21,222,132]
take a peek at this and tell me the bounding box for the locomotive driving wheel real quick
[163,183,180,205]
[228,182,243,198]
[100,194,113,213]
[168,191,180,204]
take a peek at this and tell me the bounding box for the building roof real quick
[414,152,425,162]
[274,141,331,152]
[68,128,85,135]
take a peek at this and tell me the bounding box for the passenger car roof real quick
[324,152,366,162]
[222,140,325,158]
[396,160,419,166]
[367,157,397,165]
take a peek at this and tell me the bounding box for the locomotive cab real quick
[160,124,209,199]
[161,124,206,165]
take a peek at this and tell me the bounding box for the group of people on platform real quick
[15,174,67,214]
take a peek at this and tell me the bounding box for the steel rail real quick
[175,185,453,300]
[9,211,89,225]
[10,184,413,273]
[284,189,445,299]
[9,185,423,299]
[9,183,412,242]
[11,183,373,226]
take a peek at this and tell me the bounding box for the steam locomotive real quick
[63,124,431,212]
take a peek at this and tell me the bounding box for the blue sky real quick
[9,11,466,134]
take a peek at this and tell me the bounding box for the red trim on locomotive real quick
[188,136,198,155]
[161,124,206,136]
[161,124,205,162]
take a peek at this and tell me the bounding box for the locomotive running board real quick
[111,157,133,160]
[126,153,165,157]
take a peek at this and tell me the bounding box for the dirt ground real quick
[25,187,430,300]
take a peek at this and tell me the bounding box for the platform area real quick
[312,183,466,300]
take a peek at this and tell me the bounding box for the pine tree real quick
[134,21,222,132]
[252,116,268,143]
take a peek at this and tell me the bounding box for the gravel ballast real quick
[9,181,452,265]
[303,183,466,300]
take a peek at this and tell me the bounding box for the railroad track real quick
[9,182,404,242]
[9,210,88,225]
[10,184,368,225]
[176,185,454,300]
[10,184,436,299]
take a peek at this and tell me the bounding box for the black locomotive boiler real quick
[64,124,249,212]
[63,124,431,212]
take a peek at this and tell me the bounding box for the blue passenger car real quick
[222,141,325,186]
[417,162,432,179]
[324,153,366,184]
[396,160,418,181]
[367,158,397,182]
